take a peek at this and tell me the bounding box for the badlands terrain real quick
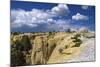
[11,30,95,66]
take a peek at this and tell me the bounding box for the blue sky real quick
[11,1,95,32]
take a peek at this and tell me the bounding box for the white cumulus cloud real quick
[51,4,69,16]
[11,4,70,28]
[11,9,54,28]
[72,13,89,21]
[47,19,73,32]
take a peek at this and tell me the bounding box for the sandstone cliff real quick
[11,32,95,66]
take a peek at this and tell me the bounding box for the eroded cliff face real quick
[11,32,95,66]
[11,32,57,66]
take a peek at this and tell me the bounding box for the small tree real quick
[12,32,19,35]
[49,31,52,35]
[20,35,32,51]
[67,28,71,33]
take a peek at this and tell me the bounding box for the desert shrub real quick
[67,28,71,33]
[72,39,82,47]
[75,34,81,37]
[71,34,82,47]
[11,35,32,66]
[12,32,19,35]
[11,45,18,66]
[58,48,63,53]
[11,45,26,66]
[49,32,53,36]
[29,35,35,40]
[20,35,32,51]
[71,37,75,39]
[73,39,81,43]
[15,41,22,51]
[64,45,68,49]
[71,34,80,39]
[71,36,78,39]
[72,42,82,47]
[71,37,77,40]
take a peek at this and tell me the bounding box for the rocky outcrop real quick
[11,33,57,66]
[11,34,32,66]
[31,36,47,64]
[11,32,95,66]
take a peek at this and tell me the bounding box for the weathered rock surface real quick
[11,32,95,66]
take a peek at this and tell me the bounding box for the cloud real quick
[72,13,89,21]
[46,19,74,32]
[11,9,70,31]
[11,4,70,29]
[11,9,87,32]
[11,9,54,28]
[11,4,78,32]
[81,5,89,10]
[51,4,69,16]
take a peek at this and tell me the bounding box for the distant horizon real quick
[11,1,95,32]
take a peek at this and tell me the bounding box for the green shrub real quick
[11,39,29,66]
[73,39,81,43]
[73,42,81,47]
[64,45,68,49]
[71,34,82,47]
[12,32,19,35]
[72,40,82,47]
[67,28,71,33]
[71,36,77,39]
[20,35,32,51]
[75,34,80,37]
[58,48,63,53]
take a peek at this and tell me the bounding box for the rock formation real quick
[11,32,95,66]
